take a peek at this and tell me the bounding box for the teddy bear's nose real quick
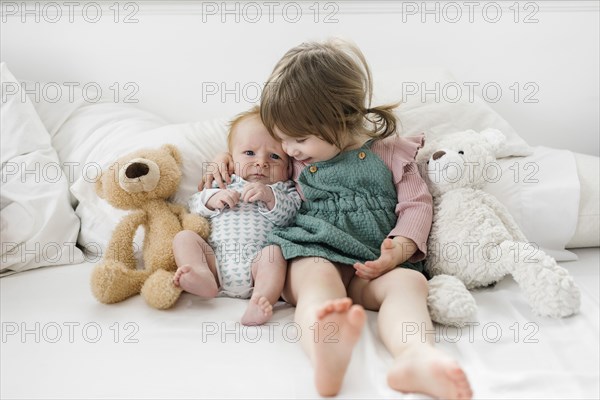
[432,151,446,161]
[125,162,150,179]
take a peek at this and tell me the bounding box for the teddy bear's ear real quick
[162,144,182,165]
[480,128,506,155]
[95,173,104,199]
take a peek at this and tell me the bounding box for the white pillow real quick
[483,146,580,261]
[32,94,167,187]
[373,67,533,158]
[0,63,84,276]
[566,152,600,249]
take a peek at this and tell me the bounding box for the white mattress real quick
[1,248,599,399]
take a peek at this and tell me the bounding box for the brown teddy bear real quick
[90,145,210,309]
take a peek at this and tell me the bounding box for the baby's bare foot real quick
[241,294,273,326]
[172,266,187,287]
[312,298,366,397]
[173,264,218,298]
[387,344,472,399]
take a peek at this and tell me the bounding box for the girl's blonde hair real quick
[260,38,398,149]
[227,105,260,150]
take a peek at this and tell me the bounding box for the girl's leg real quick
[283,254,365,397]
[349,268,472,400]
[172,230,219,298]
[241,245,287,325]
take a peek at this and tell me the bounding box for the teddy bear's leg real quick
[91,261,152,304]
[140,269,182,309]
[500,241,581,318]
[427,275,477,327]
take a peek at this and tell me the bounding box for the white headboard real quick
[2,0,598,155]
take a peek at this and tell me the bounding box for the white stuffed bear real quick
[418,129,581,326]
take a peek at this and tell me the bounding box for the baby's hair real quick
[227,105,260,150]
[260,38,399,149]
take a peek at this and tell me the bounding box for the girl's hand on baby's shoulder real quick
[206,189,240,211]
[241,182,276,210]
[199,152,234,190]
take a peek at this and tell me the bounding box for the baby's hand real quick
[353,238,402,281]
[241,182,275,210]
[199,152,234,190]
[206,189,240,211]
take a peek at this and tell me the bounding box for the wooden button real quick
[358,151,367,160]
[309,165,318,173]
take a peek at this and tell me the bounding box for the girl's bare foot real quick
[241,294,273,326]
[387,344,472,399]
[173,264,218,298]
[312,298,366,397]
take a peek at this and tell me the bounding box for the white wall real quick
[2,0,599,155]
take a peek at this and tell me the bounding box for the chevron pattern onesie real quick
[188,175,301,298]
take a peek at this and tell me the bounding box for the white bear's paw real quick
[427,275,477,327]
[524,263,581,318]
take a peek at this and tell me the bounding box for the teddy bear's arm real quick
[167,203,186,218]
[479,192,528,242]
[168,203,211,239]
[104,210,147,269]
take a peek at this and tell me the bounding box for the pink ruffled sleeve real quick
[291,159,306,200]
[371,134,433,262]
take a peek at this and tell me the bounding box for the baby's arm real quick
[189,186,240,218]
[206,190,241,211]
[241,182,276,210]
[258,181,302,227]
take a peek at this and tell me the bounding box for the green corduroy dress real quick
[268,141,423,272]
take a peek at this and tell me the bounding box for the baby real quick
[172,106,300,325]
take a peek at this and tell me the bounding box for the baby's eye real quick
[244,150,255,156]
[270,154,282,160]
[296,138,307,143]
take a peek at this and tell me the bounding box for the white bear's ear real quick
[480,128,506,154]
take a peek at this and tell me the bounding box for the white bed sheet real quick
[1,249,598,399]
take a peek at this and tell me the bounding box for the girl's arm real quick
[354,136,433,280]
[386,161,433,262]
[199,152,234,190]
[354,236,418,281]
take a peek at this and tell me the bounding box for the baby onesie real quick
[189,175,301,298]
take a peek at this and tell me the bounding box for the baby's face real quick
[230,116,290,184]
